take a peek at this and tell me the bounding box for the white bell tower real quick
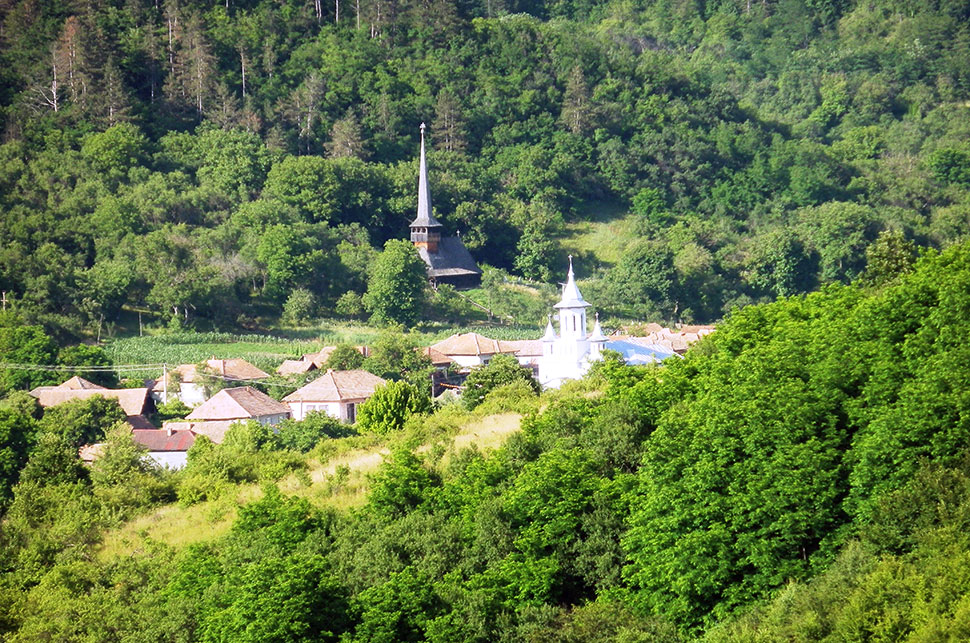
[539,256,598,388]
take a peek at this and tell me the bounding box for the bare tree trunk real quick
[168,15,176,77]
[240,49,246,97]
[48,50,60,111]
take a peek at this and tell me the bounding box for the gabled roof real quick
[277,359,317,376]
[409,123,443,229]
[499,339,544,358]
[58,376,107,390]
[32,387,150,417]
[283,369,386,403]
[415,237,481,278]
[127,414,156,429]
[31,376,107,396]
[302,346,336,369]
[132,429,196,452]
[205,358,269,381]
[163,420,238,445]
[430,333,505,357]
[422,346,455,367]
[186,386,289,420]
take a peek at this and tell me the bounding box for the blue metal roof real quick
[603,340,680,365]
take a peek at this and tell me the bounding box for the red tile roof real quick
[205,358,270,381]
[163,420,238,445]
[276,359,317,376]
[283,369,386,403]
[430,333,506,357]
[186,386,289,421]
[499,339,543,358]
[422,347,455,367]
[132,429,196,452]
[32,388,150,417]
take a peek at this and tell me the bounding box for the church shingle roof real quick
[416,237,482,278]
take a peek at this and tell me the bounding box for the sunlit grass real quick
[559,202,638,269]
[97,411,524,560]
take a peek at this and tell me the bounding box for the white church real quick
[537,257,609,389]
[537,257,685,389]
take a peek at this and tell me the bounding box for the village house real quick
[283,369,386,423]
[205,358,270,381]
[31,378,156,429]
[149,358,270,407]
[148,363,205,407]
[163,386,290,444]
[497,339,544,376]
[428,332,508,370]
[79,427,196,470]
[276,359,317,376]
[277,345,369,375]
[130,428,196,469]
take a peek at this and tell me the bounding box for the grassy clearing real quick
[559,202,638,270]
[97,411,523,561]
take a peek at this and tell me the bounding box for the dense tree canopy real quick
[2,0,970,640]
[0,0,967,335]
[1,241,970,640]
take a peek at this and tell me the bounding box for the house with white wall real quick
[131,428,196,469]
[283,369,386,423]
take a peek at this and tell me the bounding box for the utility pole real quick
[162,363,168,405]
[0,291,6,311]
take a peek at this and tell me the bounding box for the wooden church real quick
[410,123,481,289]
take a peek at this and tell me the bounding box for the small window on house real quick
[347,403,356,424]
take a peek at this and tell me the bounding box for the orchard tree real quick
[356,381,432,435]
[462,354,540,410]
[363,240,429,328]
[325,344,365,371]
[363,331,434,390]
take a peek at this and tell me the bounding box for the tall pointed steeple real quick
[410,123,443,253]
[411,123,442,229]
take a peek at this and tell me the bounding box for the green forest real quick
[4,0,970,640]
[3,233,970,641]
[1,0,970,336]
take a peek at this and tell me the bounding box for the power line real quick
[0,362,284,384]
[0,363,165,372]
